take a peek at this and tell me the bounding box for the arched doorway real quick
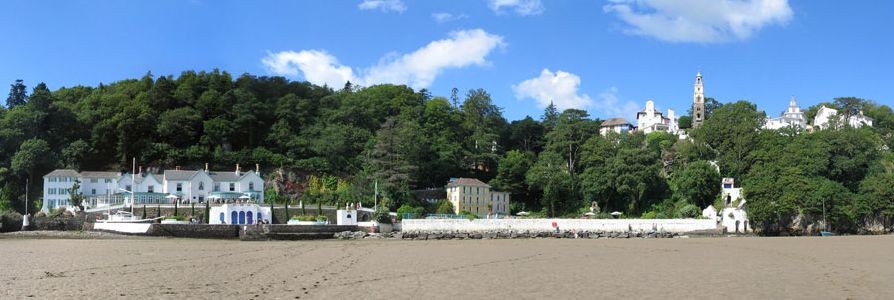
[219,212,225,223]
[247,211,254,224]
[239,211,245,224]
[231,211,237,224]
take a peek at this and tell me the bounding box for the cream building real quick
[445,178,510,216]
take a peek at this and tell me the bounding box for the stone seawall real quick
[149,224,242,239]
[241,224,359,241]
[402,218,718,233]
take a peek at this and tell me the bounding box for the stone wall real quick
[149,224,241,239]
[402,218,717,233]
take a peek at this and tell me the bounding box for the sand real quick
[1,235,893,299]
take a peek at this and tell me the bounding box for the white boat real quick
[97,211,156,223]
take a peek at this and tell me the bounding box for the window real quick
[105,179,112,183]
[148,185,154,193]
[176,183,182,192]
[213,183,220,192]
[126,185,132,192]
[229,183,235,192]
[91,189,96,195]
[199,182,204,191]
[249,182,254,191]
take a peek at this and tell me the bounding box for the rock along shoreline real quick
[335,230,705,240]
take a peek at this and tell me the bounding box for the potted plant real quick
[161,215,190,224]
[287,215,318,225]
[315,215,329,224]
[373,206,393,233]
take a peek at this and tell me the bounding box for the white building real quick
[209,203,272,225]
[636,100,679,134]
[41,164,265,212]
[812,105,873,130]
[599,118,635,136]
[764,96,807,130]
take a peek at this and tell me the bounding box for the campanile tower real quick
[692,71,705,128]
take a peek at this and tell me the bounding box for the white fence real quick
[402,219,717,233]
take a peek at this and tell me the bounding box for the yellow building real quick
[446,178,510,216]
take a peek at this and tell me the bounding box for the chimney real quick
[255,164,260,174]
[235,164,240,175]
[205,163,209,172]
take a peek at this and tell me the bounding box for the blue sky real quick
[1,0,892,121]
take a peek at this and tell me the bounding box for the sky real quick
[1,0,892,121]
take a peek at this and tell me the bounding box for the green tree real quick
[6,79,28,108]
[671,161,721,208]
[691,101,765,179]
[490,150,536,210]
[69,181,84,210]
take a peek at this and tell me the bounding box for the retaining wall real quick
[402,219,717,233]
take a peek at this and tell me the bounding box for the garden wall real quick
[402,218,718,233]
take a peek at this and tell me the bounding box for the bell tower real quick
[692,71,705,128]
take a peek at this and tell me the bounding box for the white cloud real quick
[261,50,355,88]
[513,69,592,110]
[604,0,793,43]
[358,0,406,13]
[594,87,640,119]
[432,12,469,23]
[262,29,505,89]
[488,0,544,16]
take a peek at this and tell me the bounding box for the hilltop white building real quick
[764,96,807,130]
[812,105,873,130]
[636,100,679,134]
[41,164,265,212]
[599,118,635,136]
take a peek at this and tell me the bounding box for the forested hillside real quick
[2,70,893,233]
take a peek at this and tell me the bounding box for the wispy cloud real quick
[487,0,544,16]
[358,0,406,13]
[594,87,640,119]
[432,12,469,23]
[262,29,505,89]
[604,0,793,43]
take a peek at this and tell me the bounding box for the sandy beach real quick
[2,235,893,299]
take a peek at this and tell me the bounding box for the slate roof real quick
[44,169,80,177]
[446,178,490,187]
[79,171,120,178]
[601,118,632,127]
[208,171,241,182]
[163,170,199,181]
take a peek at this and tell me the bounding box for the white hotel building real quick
[41,164,264,212]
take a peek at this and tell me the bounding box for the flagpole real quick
[374,180,378,209]
[131,157,136,216]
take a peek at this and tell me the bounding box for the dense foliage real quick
[2,71,894,233]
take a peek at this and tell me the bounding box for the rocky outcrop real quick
[332,229,691,240]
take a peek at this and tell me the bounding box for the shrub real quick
[434,200,454,214]
[164,215,187,221]
[676,204,701,219]
[290,215,316,221]
[373,206,392,224]
[396,204,425,220]
[315,215,328,222]
[641,211,658,219]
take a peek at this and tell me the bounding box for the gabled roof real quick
[601,118,632,127]
[446,178,490,187]
[79,171,120,178]
[208,171,241,182]
[44,169,80,177]
[164,170,199,181]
